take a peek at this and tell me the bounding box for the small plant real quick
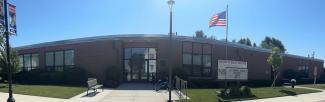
[105,66,123,87]
[219,86,241,97]
[240,86,252,97]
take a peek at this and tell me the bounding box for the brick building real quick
[16,34,324,83]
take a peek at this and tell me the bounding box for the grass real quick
[177,87,321,102]
[299,84,325,90]
[0,84,87,99]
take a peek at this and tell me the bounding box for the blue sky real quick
[10,0,325,65]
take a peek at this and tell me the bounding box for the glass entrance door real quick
[131,60,147,81]
[123,48,156,82]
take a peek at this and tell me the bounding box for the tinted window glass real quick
[124,48,131,59]
[31,54,39,67]
[55,51,64,66]
[182,53,192,65]
[46,52,54,66]
[193,54,201,65]
[65,50,74,65]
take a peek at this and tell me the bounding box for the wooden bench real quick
[87,78,103,95]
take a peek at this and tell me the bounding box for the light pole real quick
[3,0,15,102]
[167,0,174,102]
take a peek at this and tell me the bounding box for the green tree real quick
[253,43,257,47]
[267,47,283,87]
[238,38,252,46]
[195,30,206,38]
[0,35,20,81]
[208,35,216,40]
[261,36,286,52]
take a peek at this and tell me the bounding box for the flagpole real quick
[224,4,229,88]
[226,5,229,59]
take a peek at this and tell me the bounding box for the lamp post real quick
[167,0,174,102]
[3,0,15,102]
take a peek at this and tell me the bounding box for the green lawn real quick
[178,87,321,102]
[299,84,325,90]
[0,84,87,99]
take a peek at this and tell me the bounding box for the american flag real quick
[209,11,226,27]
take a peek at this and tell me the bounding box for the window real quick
[182,42,212,77]
[124,48,131,59]
[55,51,64,66]
[131,48,147,59]
[65,50,74,66]
[19,56,23,68]
[23,54,31,69]
[182,53,192,65]
[124,60,131,81]
[149,60,156,73]
[203,55,211,67]
[148,48,156,59]
[31,54,39,68]
[298,66,309,78]
[46,52,54,66]
[193,54,202,65]
[46,50,75,71]
[123,48,157,81]
[19,53,39,71]
[202,55,211,76]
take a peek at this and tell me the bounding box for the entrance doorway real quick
[123,48,157,82]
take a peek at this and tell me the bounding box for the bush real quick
[240,86,252,97]
[229,86,241,97]
[104,66,123,88]
[13,67,87,86]
[219,86,241,97]
[64,68,87,85]
[219,86,253,101]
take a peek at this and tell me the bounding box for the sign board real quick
[218,60,248,80]
[0,0,4,27]
[8,3,16,35]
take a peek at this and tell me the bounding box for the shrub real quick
[13,67,87,86]
[219,86,241,97]
[229,86,241,97]
[104,66,123,88]
[64,68,87,85]
[240,86,252,97]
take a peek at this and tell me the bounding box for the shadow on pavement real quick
[115,83,155,90]
[280,90,298,96]
[82,91,100,97]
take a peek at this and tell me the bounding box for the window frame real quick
[19,53,39,71]
[45,49,75,71]
[182,42,212,77]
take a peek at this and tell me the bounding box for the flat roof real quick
[15,34,324,62]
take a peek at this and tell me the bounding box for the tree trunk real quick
[271,72,280,87]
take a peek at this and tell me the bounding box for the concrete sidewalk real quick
[241,87,325,102]
[0,92,76,102]
[71,83,181,102]
[0,83,183,102]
